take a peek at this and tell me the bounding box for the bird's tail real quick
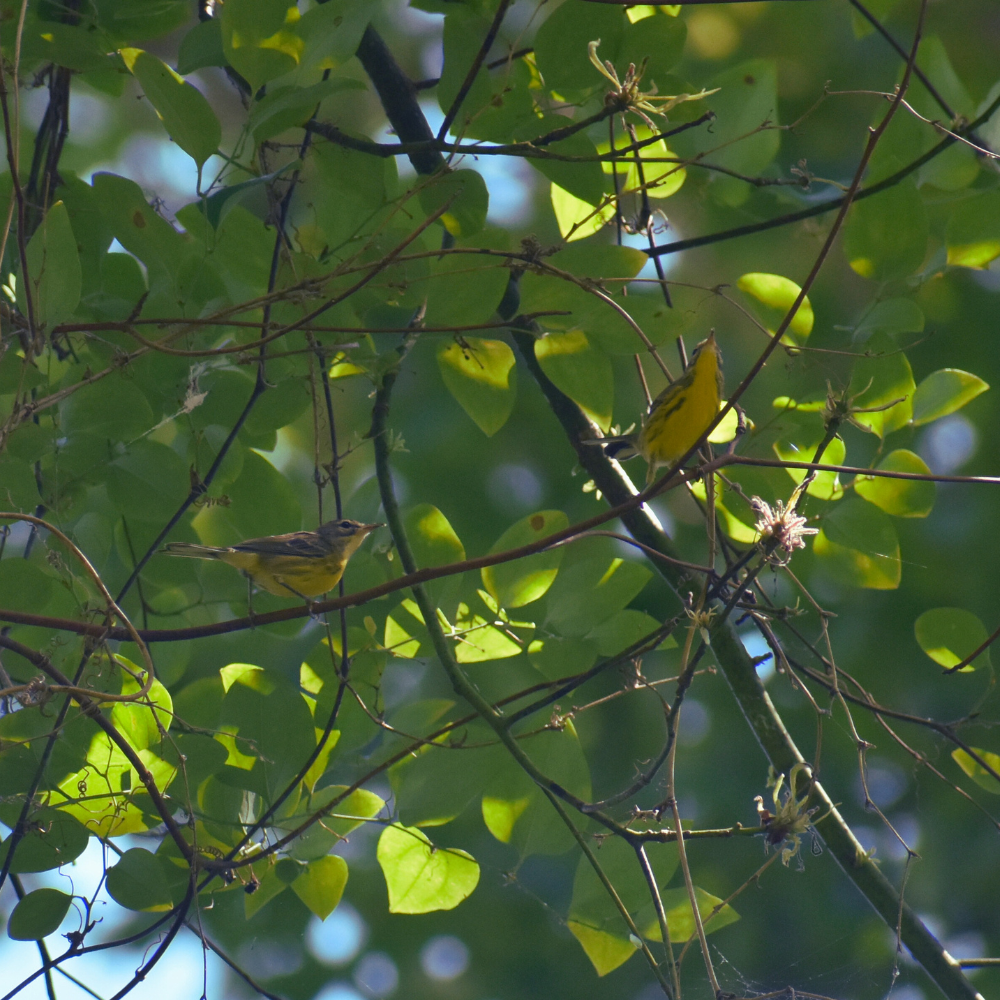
[580,436,641,462]
[162,542,226,559]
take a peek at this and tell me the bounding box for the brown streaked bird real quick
[163,519,381,608]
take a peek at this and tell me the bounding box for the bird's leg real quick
[245,574,258,628]
[277,580,321,622]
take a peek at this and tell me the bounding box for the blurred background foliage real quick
[0,1,999,1000]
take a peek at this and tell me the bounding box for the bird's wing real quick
[233,531,329,558]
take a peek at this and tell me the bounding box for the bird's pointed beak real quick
[363,523,384,534]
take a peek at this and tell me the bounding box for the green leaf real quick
[177,17,226,74]
[814,498,901,590]
[106,440,190,523]
[535,330,614,431]
[449,603,525,663]
[911,369,989,425]
[597,124,687,206]
[121,49,221,169]
[853,298,924,343]
[7,888,73,941]
[534,3,626,94]
[587,609,665,656]
[946,190,1000,269]
[293,0,375,77]
[111,667,173,753]
[527,635,599,680]
[220,0,303,92]
[690,474,759,544]
[437,337,517,436]
[516,114,607,207]
[377,824,480,914]
[509,721,592,858]
[0,457,43,512]
[546,555,652,638]
[644,886,740,943]
[550,183,615,242]
[93,172,195,284]
[915,607,991,673]
[847,333,915,436]
[481,510,569,609]
[0,809,89,873]
[393,730,505,826]
[291,855,349,919]
[95,0,191,44]
[249,78,365,144]
[285,786,385,862]
[481,795,531,843]
[106,848,173,911]
[517,244,650,350]
[854,450,935,517]
[704,60,780,204]
[620,11,686,90]
[192,450,301,547]
[419,169,489,237]
[952,748,1000,794]
[0,561,53,614]
[566,921,637,977]
[244,863,290,918]
[844,180,928,281]
[423,252,509,328]
[218,664,316,803]
[404,504,466,567]
[567,835,678,974]
[17,200,81,334]
[737,272,814,342]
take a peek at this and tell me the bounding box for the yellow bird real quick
[603,331,724,483]
[163,519,381,607]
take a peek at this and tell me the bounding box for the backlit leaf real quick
[377,824,480,914]
[911,369,988,425]
[854,449,935,517]
[915,607,990,673]
[437,338,516,436]
[481,510,569,608]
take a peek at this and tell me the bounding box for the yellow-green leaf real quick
[911,369,989,425]
[535,330,614,431]
[952,747,1000,794]
[377,824,480,914]
[854,449,935,517]
[437,338,516,436]
[481,510,569,608]
[915,607,991,673]
[737,272,814,342]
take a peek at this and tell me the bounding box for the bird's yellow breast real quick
[639,343,721,465]
[216,551,348,598]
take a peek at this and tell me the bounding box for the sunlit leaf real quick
[911,369,989,425]
[737,272,814,342]
[814,498,901,590]
[535,329,614,431]
[121,49,221,169]
[844,179,928,281]
[419,169,489,237]
[854,450,935,517]
[482,510,569,609]
[377,825,480,913]
[437,337,517,436]
[291,855,349,919]
[952,748,1000,794]
[915,607,991,673]
[946,190,1000,268]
